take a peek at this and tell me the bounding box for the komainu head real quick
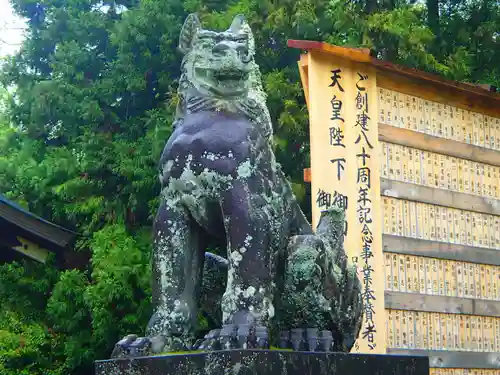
[178,14,256,98]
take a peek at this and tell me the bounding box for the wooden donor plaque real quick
[291,42,384,354]
[289,39,500,373]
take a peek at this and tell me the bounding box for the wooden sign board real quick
[295,46,384,353]
[289,39,500,364]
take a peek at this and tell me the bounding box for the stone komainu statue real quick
[112,13,363,358]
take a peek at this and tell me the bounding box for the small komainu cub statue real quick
[112,13,363,358]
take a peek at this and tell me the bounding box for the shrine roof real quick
[0,194,78,251]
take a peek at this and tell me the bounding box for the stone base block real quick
[95,349,429,375]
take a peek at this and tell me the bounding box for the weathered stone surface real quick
[97,350,429,375]
[110,12,363,358]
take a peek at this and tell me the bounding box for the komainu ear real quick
[228,14,247,33]
[179,13,201,54]
[228,14,255,56]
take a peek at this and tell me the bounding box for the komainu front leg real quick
[147,200,207,349]
[278,207,363,352]
[197,181,273,350]
[112,200,205,358]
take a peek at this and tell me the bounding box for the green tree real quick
[0,0,499,373]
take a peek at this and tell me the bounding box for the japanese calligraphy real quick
[356,91,368,110]
[329,126,345,147]
[355,112,370,131]
[333,190,349,210]
[357,147,371,165]
[356,73,368,91]
[316,188,332,209]
[329,69,344,92]
[354,71,377,350]
[357,167,371,188]
[316,188,348,211]
[328,67,346,179]
[328,68,346,173]
[316,188,349,236]
[330,158,346,181]
[330,96,345,122]
[355,112,373,148]
[324,67,348,237]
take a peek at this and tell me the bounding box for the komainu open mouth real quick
[213,69,249,82]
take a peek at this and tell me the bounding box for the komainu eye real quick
[238,46,251,63]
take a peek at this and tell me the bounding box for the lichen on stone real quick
[110,13,363,359]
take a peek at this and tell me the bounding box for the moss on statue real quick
[111,14,363,359]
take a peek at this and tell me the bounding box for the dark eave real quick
[0,195,78,250]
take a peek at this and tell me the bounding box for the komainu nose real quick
[212,42,231,56]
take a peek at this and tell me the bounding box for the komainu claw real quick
[130,337,151,357]
[111,335,152,359]
[149,335,166,354]
[278,329,334,352]
[219,325,236,349]
[279,330,291,349]
[306,328,319,351]
[290,329,305,351]
[236,324,249,348]
[253,326,269,349]
[195,324,270,350]
[197,328,222,350]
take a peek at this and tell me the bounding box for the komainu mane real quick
[112,13,363,358]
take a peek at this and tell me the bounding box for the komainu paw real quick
[196,324,268,350]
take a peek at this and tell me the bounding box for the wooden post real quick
[302,50,386,354]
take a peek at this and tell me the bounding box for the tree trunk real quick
[427,0,441,56]
[365,0,377,14]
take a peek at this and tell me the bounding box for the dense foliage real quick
[0,0,499,373]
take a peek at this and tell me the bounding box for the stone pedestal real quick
[95,350,429,375]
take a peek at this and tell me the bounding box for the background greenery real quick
[0,0,498,373]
